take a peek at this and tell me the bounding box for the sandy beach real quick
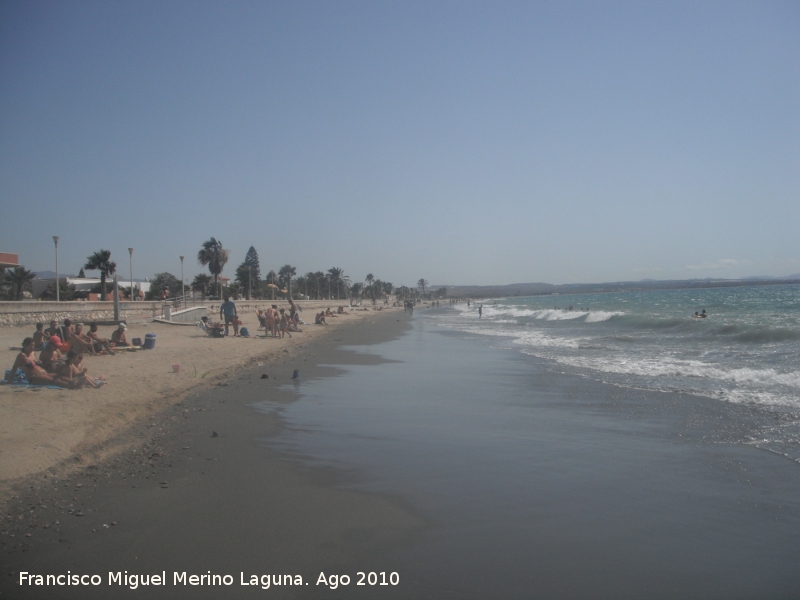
[0,304,400,498]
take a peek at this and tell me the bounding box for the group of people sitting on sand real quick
[313,306,349,325]
[5,319,131,389]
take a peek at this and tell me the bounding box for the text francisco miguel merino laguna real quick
[19,570,401,590]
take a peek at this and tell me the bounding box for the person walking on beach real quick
[220,296,239,337]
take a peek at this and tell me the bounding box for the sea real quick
[438,284,800,461]
[260,283,800,598]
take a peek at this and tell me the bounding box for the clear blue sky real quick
[1,1,798,287]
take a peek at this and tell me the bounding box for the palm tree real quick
[84,250,117,300]
[417,278,428,297]
[197,238,229,299]
[278,264,297,298]
[383,281,394,296]
[314,271,325,299]
[327,267,341,298]
[5,266,36,300]
[328,267,347,300]
[304,272,316,299]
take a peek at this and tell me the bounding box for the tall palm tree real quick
[417,278,428,297]
[197,238,229,299]
[278,264,296,298]
[314,271,325,300]
[328,267,350,300]
[5,266,36,300]
[84,250,117,300]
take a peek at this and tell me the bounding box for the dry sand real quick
[0,305,400,499]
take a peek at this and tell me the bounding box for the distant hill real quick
[434,276,800,298]
[743,274,800,281]
[33,270,76,279]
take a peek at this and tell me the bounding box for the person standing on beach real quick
[478,305,482,319]
[220,296,239,337]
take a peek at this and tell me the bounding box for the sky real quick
[1,1,798,288]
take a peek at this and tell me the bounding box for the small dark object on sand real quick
[292,370,299,379]
[261,373,268,379]
[211,431,218,438]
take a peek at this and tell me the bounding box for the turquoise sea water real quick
[434,284,800,460]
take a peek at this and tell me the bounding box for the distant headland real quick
[435,275,800,298]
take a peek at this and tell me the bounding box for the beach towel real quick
[1,369,63,390]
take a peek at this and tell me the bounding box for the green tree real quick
[41,280,78,301]
[84,250,117,300]
[417,278,428,297]
[235,263,257,299]
[225,282,242,300]
[192,274,212,299]
[147,272,182,300]
[197,238,229,298]
[243,246,261,282]
[5,266,36,300]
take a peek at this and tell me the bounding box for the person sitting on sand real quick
[33,322,48,351]
[44,320,61,339]
[324,307,337,317]
[62,318,75,341]
[38,339,64,372]
[6,338,74,387]
[55,350,102,388]
[111,323,129,347]
[68,323,100,356]
[315,312,327,325]
[87,323,116,354]
[287,315,302,333]
[337,306,349,315]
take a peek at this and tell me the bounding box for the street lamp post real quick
[53,236,59,302]
[180,256,185,308]
[128,248,134,301]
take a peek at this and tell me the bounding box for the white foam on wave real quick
[439,322,582,349]
[585,311,626,323]
[554,354,800,388]
[451,304,626,324]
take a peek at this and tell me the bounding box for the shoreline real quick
[0,305,403,500]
